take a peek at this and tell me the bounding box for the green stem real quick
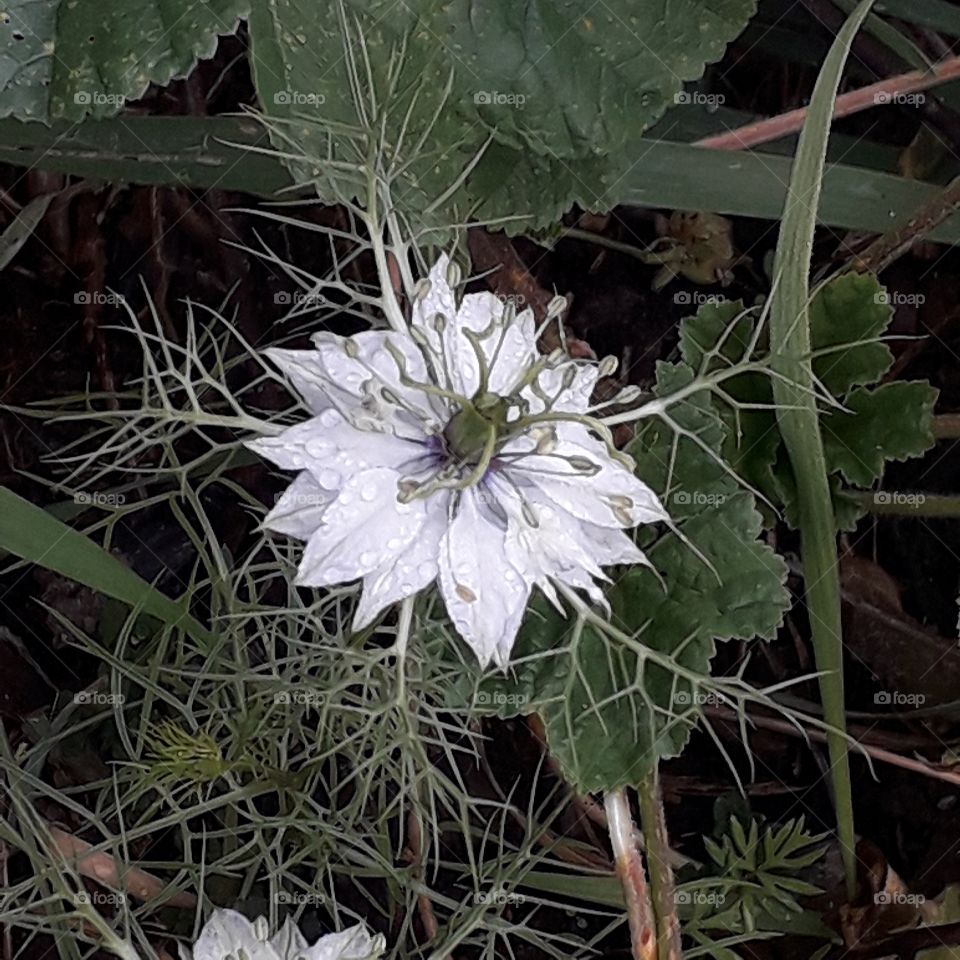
[768,0,875,901]
[636,772,682,960]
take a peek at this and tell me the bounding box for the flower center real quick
[443,392,510,466]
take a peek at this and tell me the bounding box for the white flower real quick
[180,909,385,960]
[248,255,667,667]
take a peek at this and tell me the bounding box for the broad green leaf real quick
[246,0,757,231]
[434,362,788,791]
[1,0,249,121]
[0,488,213,645]
[821,382,938,487]
[680,273,938,531]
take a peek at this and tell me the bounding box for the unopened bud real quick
[616,385,642,403]
[432,312,447,334]
[414,278,432,300]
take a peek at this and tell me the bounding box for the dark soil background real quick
[3,9,960,960]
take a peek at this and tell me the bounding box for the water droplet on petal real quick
[318,468,339,488]
[361,481,379,502]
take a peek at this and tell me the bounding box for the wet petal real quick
[352,491,451,630]
[438,489,529,668]
[246,409,430,491]
[296,468,425,587]
[301,926,386,960]
[262,472,334,540]
[190,910,275,960]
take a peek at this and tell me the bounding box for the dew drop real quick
[360,481,379,502]
[318,468,339,488]
[360,551,376,566]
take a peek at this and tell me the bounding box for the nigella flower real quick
[180,909,385,960]
[248,256,667,667]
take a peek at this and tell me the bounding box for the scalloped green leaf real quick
[679,273,938,530]
[247,0,757,231]
[1,0,249,121]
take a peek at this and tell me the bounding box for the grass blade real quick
[0,487,214,646]
[769,0,875,900]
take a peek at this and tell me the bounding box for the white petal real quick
[486,306,537,394]
[268,919,308,960]
[352,491,451,630]
[302,926,386,960]
[509,428,668,529]
[521,361,598,416]
[311,330,435,428]
[264,348,336,415]
[192,910,275,960]
[296,468,425,587]
[438,489,529,668]
[262,472,333,539]
[452,291,506,396]
[579,522,650,566]
[247,410,430,491]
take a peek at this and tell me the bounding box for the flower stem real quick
[605,788,657,960]
[636,771,682,960]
